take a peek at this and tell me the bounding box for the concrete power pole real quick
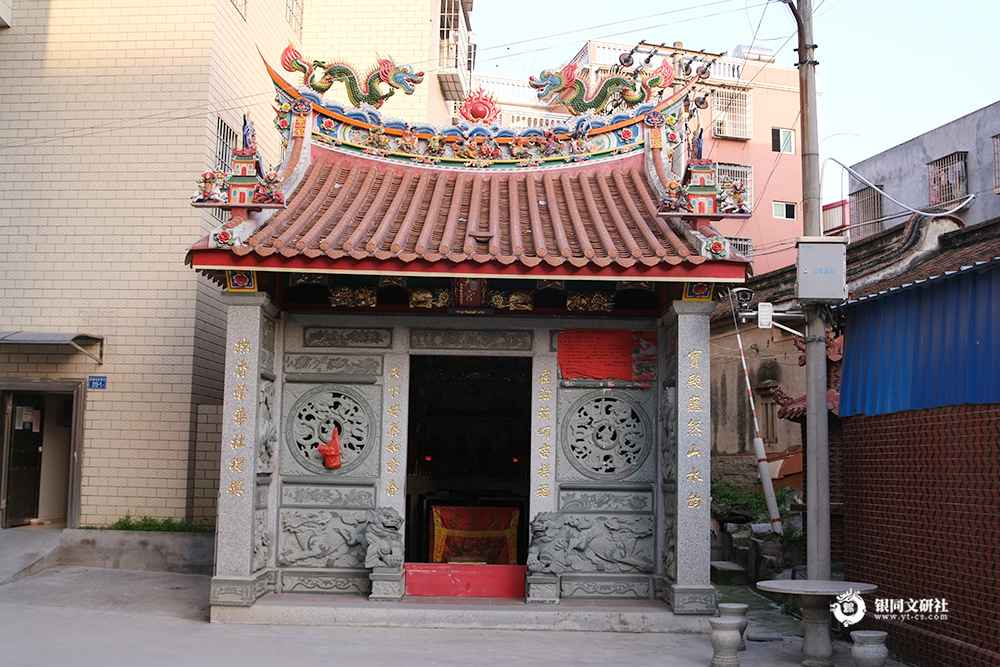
[784,0,831,581]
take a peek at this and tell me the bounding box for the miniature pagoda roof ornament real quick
[280,44,424,108]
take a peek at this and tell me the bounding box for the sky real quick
[469,0,1000,204]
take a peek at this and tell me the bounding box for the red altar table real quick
[430,505,519,565]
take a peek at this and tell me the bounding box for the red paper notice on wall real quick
[558,329,634,380]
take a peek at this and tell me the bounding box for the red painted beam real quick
[188,249,747,283]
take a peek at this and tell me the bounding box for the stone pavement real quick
[0,523,62,585]
[0,564,914,667]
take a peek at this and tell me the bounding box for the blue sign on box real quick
[88,376,107,390]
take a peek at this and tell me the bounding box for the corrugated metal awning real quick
[0,332,104,364]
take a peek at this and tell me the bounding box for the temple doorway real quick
[404,355,532,572]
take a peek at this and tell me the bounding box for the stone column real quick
[369,328,410,601]
[210,292,277,609]
[666,300,716,614]
[526,327,559,603]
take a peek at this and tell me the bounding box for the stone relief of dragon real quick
[281,44,424,108]
[529,61,675,116]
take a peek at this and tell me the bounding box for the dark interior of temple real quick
[404,355,531,564]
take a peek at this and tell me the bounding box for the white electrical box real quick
[795,236,847,303]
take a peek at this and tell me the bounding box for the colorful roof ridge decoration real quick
[529,61,677,116]
[186,49,754,284]
[280,44,424,108]
[459,88,501,124]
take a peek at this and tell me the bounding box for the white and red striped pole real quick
[729,290,783,534]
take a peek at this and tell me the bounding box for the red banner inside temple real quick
[431,506,519,565]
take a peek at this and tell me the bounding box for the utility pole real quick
[783,0,830,581]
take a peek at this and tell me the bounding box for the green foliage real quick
[711,482,788,523]
[89,513,214,533]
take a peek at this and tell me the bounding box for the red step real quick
[404,563,527,598]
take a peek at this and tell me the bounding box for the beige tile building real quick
[0,0,466,528]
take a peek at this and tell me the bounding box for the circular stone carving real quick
[563,394,650,478]
[285,386,375,474]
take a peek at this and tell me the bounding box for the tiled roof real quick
[189,147,750,282]
[847,218,1000,301]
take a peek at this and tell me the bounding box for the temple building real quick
[185,46,754,616]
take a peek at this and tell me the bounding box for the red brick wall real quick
[842,405,1000,667]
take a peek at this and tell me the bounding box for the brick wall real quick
[191,404,223,525]
[842,404,1000,667]
[0,0,293,525]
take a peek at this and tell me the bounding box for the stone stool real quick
[717,603,749,650]
[709,616,742,667]
[850,630,889,667]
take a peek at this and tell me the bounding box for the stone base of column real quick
[210,570,275,606]
[525,573,560,604]
[369,567,405,602]
[670,583,717,614]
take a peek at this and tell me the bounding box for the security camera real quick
[730,287,754,305]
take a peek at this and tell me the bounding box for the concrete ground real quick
[0,528,911,667]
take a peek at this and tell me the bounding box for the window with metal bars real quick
[759,395,778,444]
[926,152,968,207]
[711,88,751,140]
[848,186,883,242]
[993,134,1000,194]
[213,117,239,221]
[715,163,753,208]
[286,0,303,39]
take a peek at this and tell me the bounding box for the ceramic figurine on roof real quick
[192,167,228,204]
[529,61,674,116]
[280,44,424,108]
[717,176,749,214]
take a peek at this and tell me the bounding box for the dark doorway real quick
[405,355,531,565]
[1,391,74,528]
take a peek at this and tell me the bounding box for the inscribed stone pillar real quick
[211,292,277,607]
[526,328,559,603]
[529,328,558,517]
[667,300,716,614]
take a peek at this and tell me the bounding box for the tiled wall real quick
[842,405,1000,667]
[0,0,293,525]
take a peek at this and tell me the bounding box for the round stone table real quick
[757,579,877,667]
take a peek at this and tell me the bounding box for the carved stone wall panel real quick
[261,316,276,373]
[255,480,269,508]
[284,353,383,377]
[277,508,370,568]
[281,484,376,509]
[560,575,652,599]
[410,329,532,351]
[559,489,653,513]
[560,513,655,574]
[253,509,269,573]
[257,380,277,473]
[280,383,381,477]
[303,327,392,349]
[281,570,372,595]
[556,389,655,483]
